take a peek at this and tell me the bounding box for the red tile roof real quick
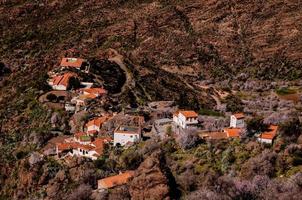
[180,110,198,118]
[60,58,85,68]
[78,94,97,100]
[259,125,278,140]
[75,143,95,151]
[224,128,242,138]
[86,117,108,128]
[57,142,75,151]
[98,171,135,189]
[233,113,245,119]
[175,110,198,118]
[53,72,76,87]
[83,88,107,95]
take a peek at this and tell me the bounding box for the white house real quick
[173,110,198,129]
[48,72,76,91]
[85,116,108,135]
[74,132,92,145]
[113,126,141,146]
[60,57,90,73]
[71,94,97,112]
[230,113,245,128]
[56,138,110,160]
[257,125,278,145]
[65,102,76,112]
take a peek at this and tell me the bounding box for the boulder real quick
[28,152,43,166]
[129,152,170,200]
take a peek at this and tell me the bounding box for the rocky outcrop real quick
[129,152,170,200]
[28,152,43,166]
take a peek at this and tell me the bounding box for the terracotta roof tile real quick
[98,171,135,189]
[224,128,242,138]
[259,125,278,140]
[86,117,108,128]
[53,72,76,87]
[60,58,85,68]
[83,88,107,95]
[177,110,198,118]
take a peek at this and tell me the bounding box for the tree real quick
[178,129,200,149]
[0,62,11,76]
[224,94,244,113]
[46,93,57,102]
[280,117,302,142]
[166,125,172,136]
[246,117,269,137]
[68,77,81,90]
[178,92,190,109]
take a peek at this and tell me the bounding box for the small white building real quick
[82,88,107,97]
[230,113,245,128]
[60,57,90,73]
[173,110,198,129]
[65,103,76,112]
[56,138,110,160]
[257,125,278,145]
[85,116,108,135]
[48,72,76,91]
[113,126,141,146]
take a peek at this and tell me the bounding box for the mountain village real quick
[37,57,281,191]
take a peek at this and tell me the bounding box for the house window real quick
[130,135,133,138]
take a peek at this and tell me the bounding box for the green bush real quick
[199,108,223,117]
[276,87,296,96]
[224,94,244,113]
[46,93,57,102]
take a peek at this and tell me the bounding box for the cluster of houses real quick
[47,57,106,113]
[43,57,281,191]
[153,109,279,145]
[56,116,111,160]
[55,113,144,160]
[200,113,279,145]
[95,111,279,190]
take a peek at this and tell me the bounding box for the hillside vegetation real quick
[1,0,302,199]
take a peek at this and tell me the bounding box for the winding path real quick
[108,49,134,96]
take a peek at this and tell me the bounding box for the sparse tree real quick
[46,93,57,102]
[178,129,200,149]
[246,117,269,137]
[225,94,244,113]
[280,117,302,142]
[68,77,81,90]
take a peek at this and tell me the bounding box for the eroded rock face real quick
[28,152,43,166]
[129,152,170,200]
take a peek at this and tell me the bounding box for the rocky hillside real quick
[1,0,302,199]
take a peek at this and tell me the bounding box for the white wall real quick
[174,113,198,129]
[230,116,245,128]
[114,133,140,146]
[87,125,100,132]
[257,138,273,144]
[72,148,98,160]
[52,84,67,91]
